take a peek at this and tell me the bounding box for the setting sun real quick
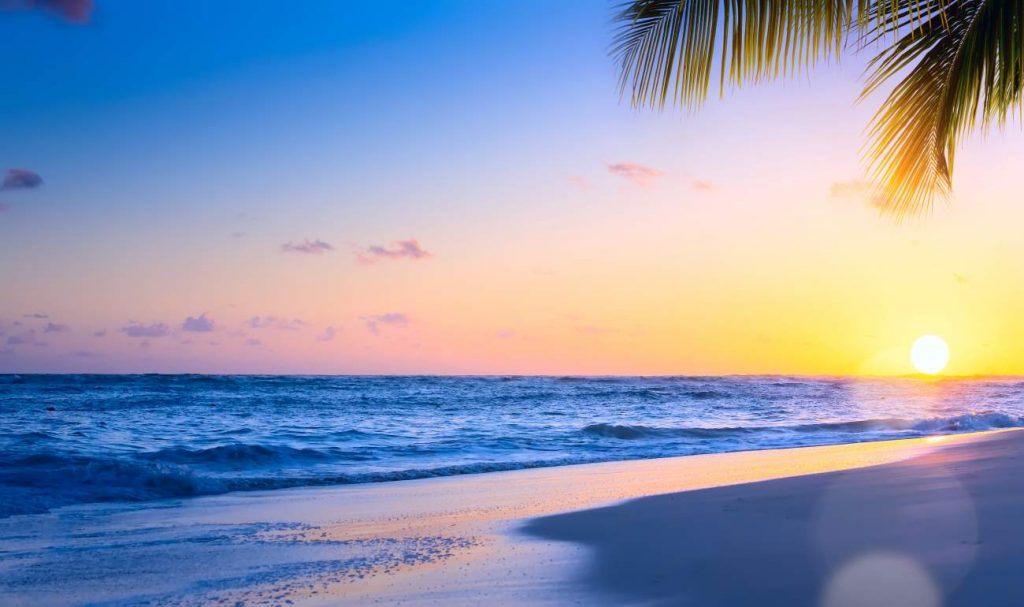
[911,335,950,375]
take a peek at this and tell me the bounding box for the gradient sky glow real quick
[3,0,1024,375]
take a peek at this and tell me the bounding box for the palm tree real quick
[614,1,1024,216]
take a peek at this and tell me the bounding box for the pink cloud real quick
[1,169,43,191]
[0,0,93,22]
[6,329,41,346]
[317,326,338,342]
[691,179,715,191]
[246,316,306,331]
[357,239,432,264]
[281,239,334,255]
[182,314,215,333]
[361,313,409,336]
[121,322,170,338]
[43,322,69,333]
[608,162,662,186]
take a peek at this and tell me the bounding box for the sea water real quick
[2,374,1022,518]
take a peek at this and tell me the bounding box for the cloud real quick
[357,238,432,264]
[281,239,334,255]
[691,179,715,191]
[73,349,103,358]
[954,273,969,285]
[0,0,93,23]
[182,313,215,333]
[121,322,170,338]
[361,313,410,336]
[496,330,517,340]
[43,322,69,333]
[244,338,262,347]
[93,330,107,338]
[829,179,888,209]
[23,313,48,319]
[608,162,662,185]
[6,330,38,346]
[1,169,43,191]
[317,326,338,342]
[246,316,306,331]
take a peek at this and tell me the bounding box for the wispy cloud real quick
[1,169,43,191]
[43,322,69,333]
[6,329,39,346]
[317,326,338,342]
[93,330,107,338]
[356,238,432,264]
[244,338,262,347]
[829,179,888,209]
[691,179,715,191]
[361,313,410,336]
[182,314,215,333]
[246,316,306,331]
[0,0,93,23]
[608,162,662,186]
[281,239,334,255]
[23,312,48,319]
[121,322,170,338]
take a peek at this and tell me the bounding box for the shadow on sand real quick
[522,431,1024,606]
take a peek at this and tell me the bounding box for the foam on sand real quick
[0,430,1007,605]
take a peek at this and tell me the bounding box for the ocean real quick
[2,374,1022,518]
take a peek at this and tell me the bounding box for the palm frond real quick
[613,1,860,111]
[862,0,1024,216]
[614,0,1024,216]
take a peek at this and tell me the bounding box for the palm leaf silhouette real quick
[615,1,1024,216]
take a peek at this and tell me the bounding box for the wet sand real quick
[525,429,1024,606]
[0,430,1010,605]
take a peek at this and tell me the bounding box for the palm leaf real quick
[614,0,1024,216]
[614,1,857,110]
[862,0,1024,216]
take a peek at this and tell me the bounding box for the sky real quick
[2,0,1024,375]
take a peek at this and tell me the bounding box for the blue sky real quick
[4,1,1024,374]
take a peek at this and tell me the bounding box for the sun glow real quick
[911,335,950,375]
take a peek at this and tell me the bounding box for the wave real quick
[0,454,224,518]
[582,412,1024,441]
[3,410,1022,519]
[0,451,587,519]
[137,443,333,465]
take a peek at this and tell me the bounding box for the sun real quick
[910,335,950,375]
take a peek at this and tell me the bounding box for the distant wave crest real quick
[582,412,1024,441]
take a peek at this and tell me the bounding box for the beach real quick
[2,428,1017,606]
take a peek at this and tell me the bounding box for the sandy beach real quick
[1,429,1017,606]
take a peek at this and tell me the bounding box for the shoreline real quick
[2,429,1012,605]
